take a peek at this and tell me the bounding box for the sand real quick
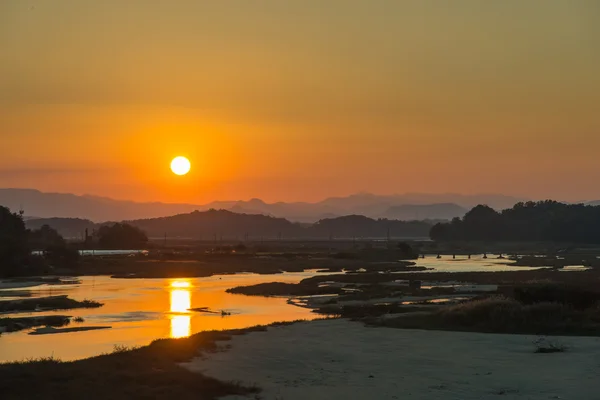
[184,319,600,400]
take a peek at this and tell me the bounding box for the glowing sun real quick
[171,156,191,175]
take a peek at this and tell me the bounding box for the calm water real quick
[0,271,322,363]
[412,254,543,273]
[0,257,544,362]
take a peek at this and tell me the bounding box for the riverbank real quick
[186,319,600,400]
[0,325,267,400]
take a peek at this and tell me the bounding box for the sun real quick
[170,156,191,175]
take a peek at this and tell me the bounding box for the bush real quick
[533,337,567,353]
[514,284,600,309]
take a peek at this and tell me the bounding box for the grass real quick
[368,297,600,336]
[316,303,435,318]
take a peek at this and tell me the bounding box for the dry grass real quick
[370,297,600,336]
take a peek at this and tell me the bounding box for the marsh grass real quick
[370,297,600,336]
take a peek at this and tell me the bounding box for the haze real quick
[1,1,599,203]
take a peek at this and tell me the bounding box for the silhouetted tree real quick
[44,244,80,269]
[0,206,29,277]
[28,224,80,269]
[29,224,65,250]
[397,242,418,259]
[96,223,148,249]
[430,201,600,243]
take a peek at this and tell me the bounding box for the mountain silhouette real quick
[1,188,525,223]
[26,210,433,239]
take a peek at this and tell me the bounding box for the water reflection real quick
[169,280,191,338]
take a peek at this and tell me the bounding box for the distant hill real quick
[127,209,301,239]
[0,189,199,222]
[381,203,468,221]
[26,210,433,240]
[129,210,433,239]
[0,188,526,223]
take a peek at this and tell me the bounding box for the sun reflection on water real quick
[169,280,191,338]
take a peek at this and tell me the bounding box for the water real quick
[0,271,323,363]
[410,254,543,273]
[0,257,554,362]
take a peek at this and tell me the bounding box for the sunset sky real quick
[1,1,599,203]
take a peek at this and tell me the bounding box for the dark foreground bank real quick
[0,322,294,400]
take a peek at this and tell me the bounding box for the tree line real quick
[430,201,600,243]
[1,206,148,277]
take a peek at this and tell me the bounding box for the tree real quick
[44,244,80,269]
[397,242,418,259]
[29,224,66,250]
[429,201,600,244]
[28,224,80,269]
[0,206,29,277]
[96,223,148,249]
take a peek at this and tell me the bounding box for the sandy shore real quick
[184,319,600,400]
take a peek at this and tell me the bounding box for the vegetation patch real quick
[368,297,600,336]
[316,303,434,319]
[0,295,103,313]
[533,337,567,353]
[0,315,71,333]
[226,282,344,297]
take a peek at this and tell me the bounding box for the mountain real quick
[380,203,468,221]
[128,209,301,239]
[0,188,526,222]
[0,189,200,222]
[32,210,430,239]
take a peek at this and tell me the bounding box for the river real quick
[0,255,548,363]
[0,271,323,363]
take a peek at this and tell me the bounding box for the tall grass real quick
[375,296,600,335]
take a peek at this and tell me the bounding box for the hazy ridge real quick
[1,188,524,223]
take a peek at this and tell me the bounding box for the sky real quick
[1,0,599,203]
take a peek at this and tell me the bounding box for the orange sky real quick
[1,1,599,203]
